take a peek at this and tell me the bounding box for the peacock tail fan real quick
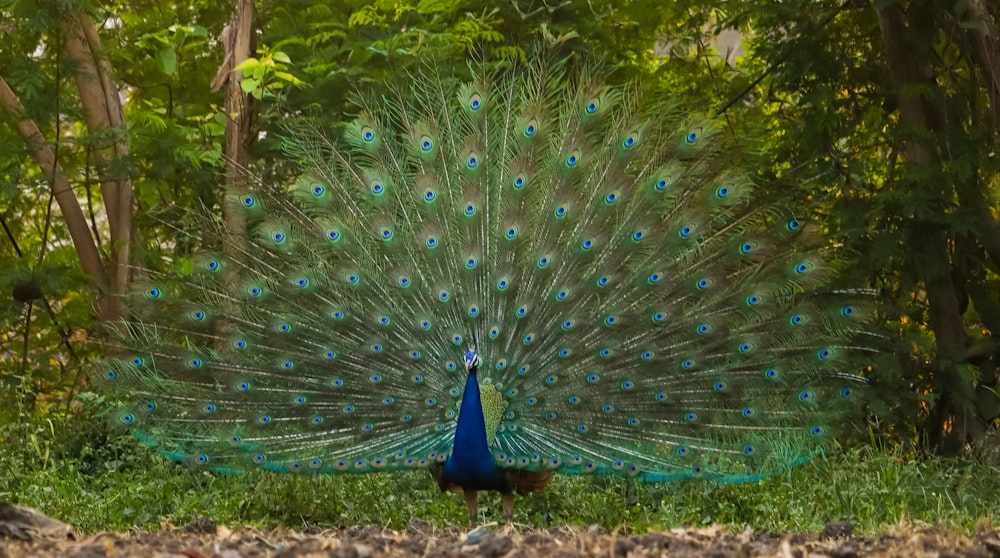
[96,49,877,486]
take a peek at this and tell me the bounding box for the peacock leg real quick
[501,492,514,523]
[463,489,479,524]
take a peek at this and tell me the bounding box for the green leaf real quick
[233,57,261,73]
[156,48,177,75]
[240,77,259,94]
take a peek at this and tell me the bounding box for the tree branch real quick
[0,74,113,318]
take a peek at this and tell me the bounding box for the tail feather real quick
[97,52,874,484]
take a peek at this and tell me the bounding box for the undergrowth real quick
[0,414,998,534]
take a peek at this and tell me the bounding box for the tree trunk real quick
[217,0,255,238]
[60,9,134,322]
[876,3,975,452]
[0,75,114,320]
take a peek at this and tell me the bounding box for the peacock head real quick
[464,349,481,374]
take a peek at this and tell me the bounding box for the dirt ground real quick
[3,518,1000,558]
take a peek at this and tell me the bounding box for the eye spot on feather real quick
[469,95,482,110]
[513,175,526,189]
[419,136,433,151]
[361,127,376,142]
[686,129,701,144]
[241,195,255,208]
[566,150,580,167]
[371,182,385,195]
[623,132,638,148]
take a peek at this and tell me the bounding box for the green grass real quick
[1,429,997,534]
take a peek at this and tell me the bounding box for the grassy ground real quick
[1,428,998,535]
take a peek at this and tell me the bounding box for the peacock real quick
[97,52,874,525]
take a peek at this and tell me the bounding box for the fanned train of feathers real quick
[99,54,873,483]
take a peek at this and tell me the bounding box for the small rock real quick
[479,535,513,557]
[407,518,432,535]
[0,502,72,542]
[820,522,854,539]
[614,538,637,557]
[181,516,217,535]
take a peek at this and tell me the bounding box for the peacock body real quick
[99,53,872,523]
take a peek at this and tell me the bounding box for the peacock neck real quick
[442,364,505,490]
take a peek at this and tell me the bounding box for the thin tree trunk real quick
[0,75,114,320]
[876,3,974,452]
[966,0,1000,136]
[60,10,133,321]
[217,0,255,237]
